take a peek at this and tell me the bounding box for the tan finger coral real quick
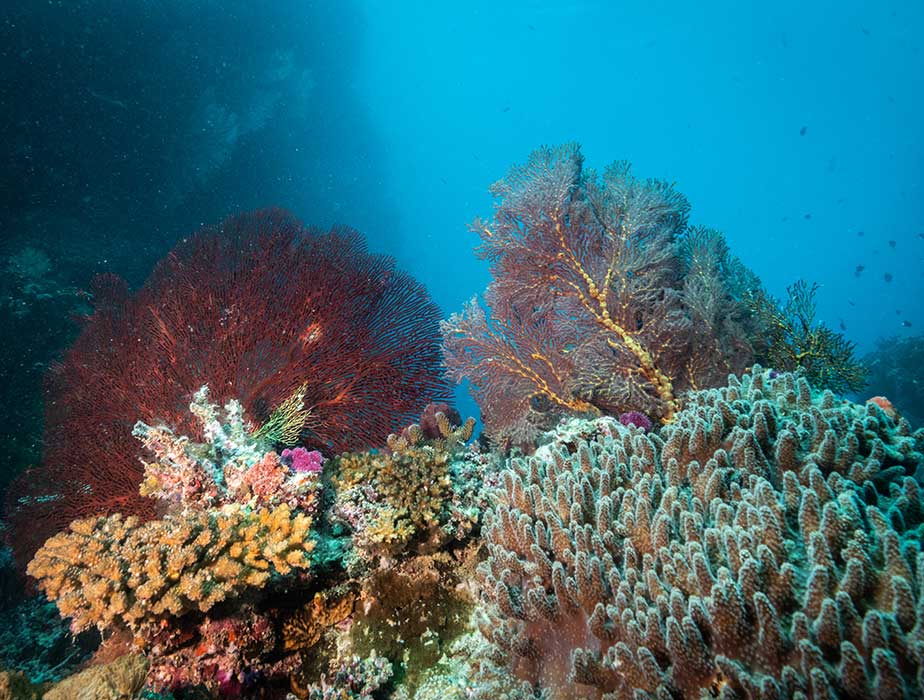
[28,503,313,634]
[478,367,924,699]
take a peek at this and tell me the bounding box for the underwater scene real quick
[1,1,923,698]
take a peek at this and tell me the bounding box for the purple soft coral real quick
[618,410,653,432]
[280,447,323,474]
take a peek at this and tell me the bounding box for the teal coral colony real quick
[2,145,922,700]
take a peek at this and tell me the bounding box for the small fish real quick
[857,230,865,236]
[804,213,812,220]
[88,89,127,110]
[782,216,789,222]
[501,106,510,113]
[800,126,807,136]
[527,23,536,30]
[888,240,896,248]
[848,300,856,306]
[861,27,870,36]
[896,309,902,315]
[884,272,893,283]
[839,319,847,331]
[903,320,913,327]
[854,264,865,277]
[918,233,924,240]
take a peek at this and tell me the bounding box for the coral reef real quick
[442,144,759,443]
[863,333,924,427]
[144,608,295,694]
[749,279,867,393]
[5,207,449,571]
[136,386,323,515]
[477,367,924,699]
[28,503,313,635]
[294,653,392,700]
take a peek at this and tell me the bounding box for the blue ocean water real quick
[1,1,923,696]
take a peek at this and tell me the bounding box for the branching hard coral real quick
[386,404,476,454]
[332,407,481,559]
[477,367,924,699]
[333,447,452,553]
[28,503,313,634]
[749,279,867,393]
[442,144,760,443]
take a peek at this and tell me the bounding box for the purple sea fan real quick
[281,447,323,474]
[618,410,652,432]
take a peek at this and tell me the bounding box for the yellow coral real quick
[253,381,312,445]
[28,504,314,634]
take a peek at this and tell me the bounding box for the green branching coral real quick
[334,447,452,550]
[749,279,866,393]
[332,408,482,557]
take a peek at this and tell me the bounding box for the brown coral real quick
[43,654,148,700]
[28,504,313,634]
[283,589,357,652]
[478,367,924,699]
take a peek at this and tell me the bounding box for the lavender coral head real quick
[280,447,323,474]
[618,410,653,432]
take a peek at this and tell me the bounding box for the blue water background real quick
[2,0,922,424]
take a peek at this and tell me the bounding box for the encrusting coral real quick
[42,653,147,700]
[28,503,313,635]
[477,366,924,699]
[283,589,357,652]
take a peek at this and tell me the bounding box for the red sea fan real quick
[5,208,449,570]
